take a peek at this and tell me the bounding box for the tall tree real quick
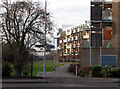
[1,0,54,76]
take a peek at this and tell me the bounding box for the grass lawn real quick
[9,60,77,77]
[32,60,64,76]
[9,60,64,77]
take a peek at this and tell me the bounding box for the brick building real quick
[57,0,120,67]
[81,0,120,67]
[57,23,90,62]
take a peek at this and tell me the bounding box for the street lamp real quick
[43,0,47,79]
[52,36,58,71]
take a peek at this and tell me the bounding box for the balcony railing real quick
[102,10,112,21]
[64,39,67,43]
[67,45,71,49]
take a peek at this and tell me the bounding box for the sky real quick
[0,0,91,28]
[46,0,90,28]
[45,0,91,28]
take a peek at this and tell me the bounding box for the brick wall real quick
[81,48,118,67]
[112,1,120,67]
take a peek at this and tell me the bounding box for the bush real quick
[110,67,120,78]
[101,70,106,78]
[78,67,90,77]
[21,65,31,76]
[78,68,86,77]
[67,64,75,73]
[2,62,12,77]
[101,66,111,78]
[101,67,120,78]
[92,65,102,77]
[67,64,80,75]
[89,71,92,77]
[21,71,29,76]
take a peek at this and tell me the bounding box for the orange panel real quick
[103,29,112,40]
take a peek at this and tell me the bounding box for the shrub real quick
[92,65,102,77]
[21,65,31,76]
[68,64,75,73]
[78,68,86,77]
[101,70,106,78]
[21,71,29,76]
[2,62,12,77]
[89,71,92,77]
[79,67,90,77]
[101,66,111,78]
[110,67,120,78]
[67,64,81,75]
[78,66,90,77]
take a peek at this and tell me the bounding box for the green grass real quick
[32,60,63,76]
[8,60,64,77]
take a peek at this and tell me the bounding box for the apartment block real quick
[57,23,90,62]
[57,0,120,67]
[81,0,120,67]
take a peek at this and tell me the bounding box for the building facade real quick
[57,0,120,67]
[81,0,120,67]
[57,23,90,62]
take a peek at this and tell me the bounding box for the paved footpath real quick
[37,64,75,78]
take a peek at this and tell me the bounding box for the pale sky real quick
[46,0,91,28]
[0,0,91,28]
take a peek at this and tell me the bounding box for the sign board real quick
[35,44,55,49]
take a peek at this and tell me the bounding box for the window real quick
[73,29,76,33]
[75,36,78,40]
[68,38,70,41]
[60,40,62,43]
[71,37,74,41]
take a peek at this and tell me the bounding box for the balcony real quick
[64,39,67,43]
[68,38,71,42]
[71,37,74,41]
[75,36,78,40]
[102,10,112,21]
[77,44,80,48]
[73,44,76,48]
[67,45,71,49]
[72,29,76,34]
[77,28,80,32]
[57,46,60,49]
[60,40,63,43]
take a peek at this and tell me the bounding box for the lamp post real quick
[52,36,59,71]
[43,0,47,79]
[52,36,56,71]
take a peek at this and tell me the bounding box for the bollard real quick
[54,62,55,71]
[76,65,78,78]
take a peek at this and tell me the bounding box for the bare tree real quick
[1,0,54,76]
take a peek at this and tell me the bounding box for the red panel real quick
[103,29,112,40]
